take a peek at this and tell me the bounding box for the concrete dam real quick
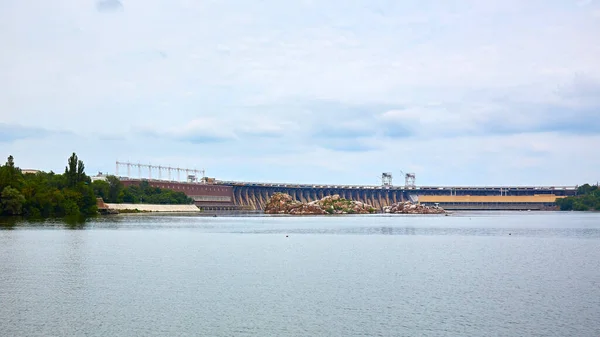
[229,184,408,210]
[119,178,577,211]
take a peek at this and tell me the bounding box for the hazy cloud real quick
[96,0,123,13]
[0,124,60,143]
[312,122,378,139]
[136,117,291,144]
[320,141,379,153]
[558,75,600,107]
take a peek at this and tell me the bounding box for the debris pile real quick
[383,201,446,214]
[264,193,376,215]
[312,194,377,214]
[263,193,303,214]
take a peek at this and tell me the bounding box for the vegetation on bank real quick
[0,153,193,218]
[319,196,376,214]
[116,209,153,214]
[556,184,600,211]
[0,154,97,217]
[92,179,192,205]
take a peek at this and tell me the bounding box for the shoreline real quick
[2,209,597,225]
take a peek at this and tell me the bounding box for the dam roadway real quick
[119,178,577,211]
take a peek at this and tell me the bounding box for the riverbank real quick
[103,203,200,213]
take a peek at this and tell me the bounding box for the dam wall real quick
[118,178,577,211]
[231,185,406,211]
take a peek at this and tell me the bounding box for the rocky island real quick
[264,193,377,215]
[383,201,446,214]
[264,193,446,215]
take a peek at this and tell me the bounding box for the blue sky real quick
[1,0,599,185]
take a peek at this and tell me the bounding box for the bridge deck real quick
[419,195,564,203]
[217,180,576,191]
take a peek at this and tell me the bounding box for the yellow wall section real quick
[418,195,564,203]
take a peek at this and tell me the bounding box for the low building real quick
[21,169,40,175]
[91,172,109,182]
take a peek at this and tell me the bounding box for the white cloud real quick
[165,118,238,142]
[134,115,297,144]
[378,107,479,136]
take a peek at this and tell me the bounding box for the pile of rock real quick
[383,201,446,214]
[263,193,301,214]
[264,193,376,215]
[263,193,327,215]
[287,203,328,215]
[310,194,377,214]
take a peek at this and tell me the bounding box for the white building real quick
[91,172,109,182]
[21,169,40,175]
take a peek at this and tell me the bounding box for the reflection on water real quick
[62,215,88,229]
[2,212,600,238]
[0,214,90,230]
[0,216,20,229]
[378,226,414,235]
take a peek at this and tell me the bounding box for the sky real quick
[1,0,599,186]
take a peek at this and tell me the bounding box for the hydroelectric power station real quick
[110,161,578,211]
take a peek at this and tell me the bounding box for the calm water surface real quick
[1,212,599,336]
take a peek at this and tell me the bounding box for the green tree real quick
[113,180,192,205]
[119,187,138,203]
[577,184,598,195]
[106,175,123,202]
[556,197,574,211]
[59,153,97,216]
[1,186,26,215]
[558,183,600,211]
[92,180,110,201]
[64,153,88,188]
[0,155,24,191]
[77,160,85,184]
[0,153,194,218]
[65,153,77,188]
[77,182,98,216]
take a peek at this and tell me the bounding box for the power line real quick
[115,161,206,182]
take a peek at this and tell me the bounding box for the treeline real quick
[0,153,193,218]
[556,184,600,211]
[0,154,97,217]
[92,179,192,205]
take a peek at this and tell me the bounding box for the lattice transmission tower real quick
[115,161,205,182]
[404,173,416,188]
[399,170,416,188]
[381,172,393,187]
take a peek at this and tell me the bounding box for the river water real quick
[1,212,599,337]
